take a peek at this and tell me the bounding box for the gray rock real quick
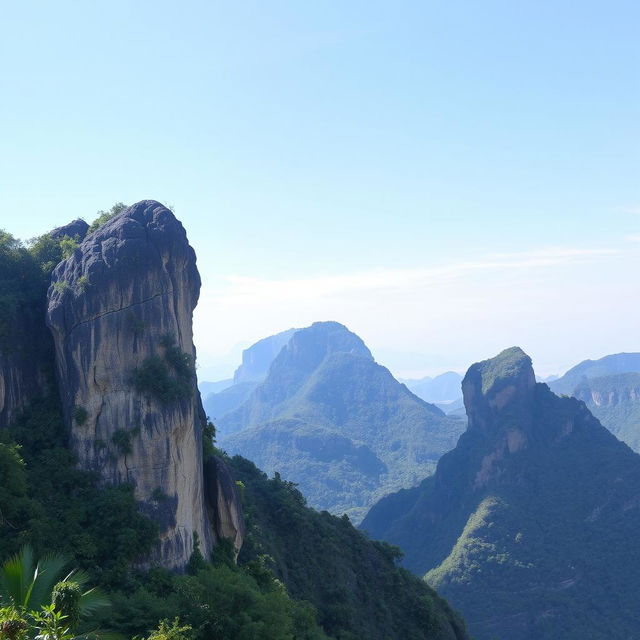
[49,219,89,241]
[46,200,219,569]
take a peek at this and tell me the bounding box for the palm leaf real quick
[28,551,69,610]
[78,586,110,617]
[0,544,35,606]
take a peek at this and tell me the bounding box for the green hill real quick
[219,322,465,522]
[548,355,640,452]
[362,347,640,640]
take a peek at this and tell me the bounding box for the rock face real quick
[0,334,49,428]
[49,219,89,241]
[46,200,232,569]
[362,347,640,640]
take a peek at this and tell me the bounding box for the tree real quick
[0,546,109,633]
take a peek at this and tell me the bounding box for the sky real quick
[1,1,639,380]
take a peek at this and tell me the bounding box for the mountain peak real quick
[462,347,535,428]
[279,321,373,371]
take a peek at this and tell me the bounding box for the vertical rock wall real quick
[46,200,214,569]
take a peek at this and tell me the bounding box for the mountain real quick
[362,347,640,640]
[0,204,470,640]
[233,327,298,384]
[202,328,298,421]
[199,378,233,396]
[548,353,640,452]
[404,372,463,403]
[549,352,640,395]
[219,321,465,522]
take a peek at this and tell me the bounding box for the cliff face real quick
[0,335,49,428]
[46,200,238,569]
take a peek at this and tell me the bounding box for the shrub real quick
[52,581,81,632]
[72,407,88,426]
[131,338,195,403]
[111,430,132,457]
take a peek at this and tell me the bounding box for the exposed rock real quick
[46,200,215,569]
[204,456,245,554]
[0,338,49,428]
[49,219,89,241]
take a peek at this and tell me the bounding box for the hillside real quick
[219,322,465,522]
[202,328,298,421]
[549,354,640,452]
[362,347,640,640]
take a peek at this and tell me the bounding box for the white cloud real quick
[193,243,639,381]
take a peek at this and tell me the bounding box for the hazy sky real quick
[2,1,639,379]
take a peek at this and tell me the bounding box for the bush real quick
[131,337,195,403]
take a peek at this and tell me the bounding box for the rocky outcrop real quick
[49,219,89,241]
[0,335,49,428]
[204,456,245,554]
[46,200,220,569]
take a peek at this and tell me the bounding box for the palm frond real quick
[28,552,69,610]
[0,545,35,606]
[78,587,111,617]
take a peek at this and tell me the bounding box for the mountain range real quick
[549,352,640,452]
[362,347,640,640]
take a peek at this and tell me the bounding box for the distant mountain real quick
[199,378,233,397]
[403,371,463,403]
[218,321,465,523]
[549,352,640,395]
[549,353,640,451]
[362,347,640,640]
[435,397,465,417]
[233,327,298,384]
[202,328,298,421]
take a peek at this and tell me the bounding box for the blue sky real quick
[2,1,639,379]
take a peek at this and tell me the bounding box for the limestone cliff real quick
[46,200,241,569]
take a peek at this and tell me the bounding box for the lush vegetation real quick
[219,322,465,523]
[363,362,640,640]
[230,455,468,640]
[86,202,128,234]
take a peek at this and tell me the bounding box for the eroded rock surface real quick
[46,200,214,569]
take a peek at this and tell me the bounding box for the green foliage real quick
[52,281,70,294]
[110,430,132,457]
[30,604,74,640]
[58,236,79,260]
[131,337,195,404]
[3,397,157,585]
[230,455,469,640]
[144,618,192,640]
[219,346,465,523]
[0,607,28,640]
[51,582,81,632]
[75,276,89,293]
[87,203,127,234]
[72,407,88,427]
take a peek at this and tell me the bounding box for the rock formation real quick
[46,200,242,569]
[362,347,640,639]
